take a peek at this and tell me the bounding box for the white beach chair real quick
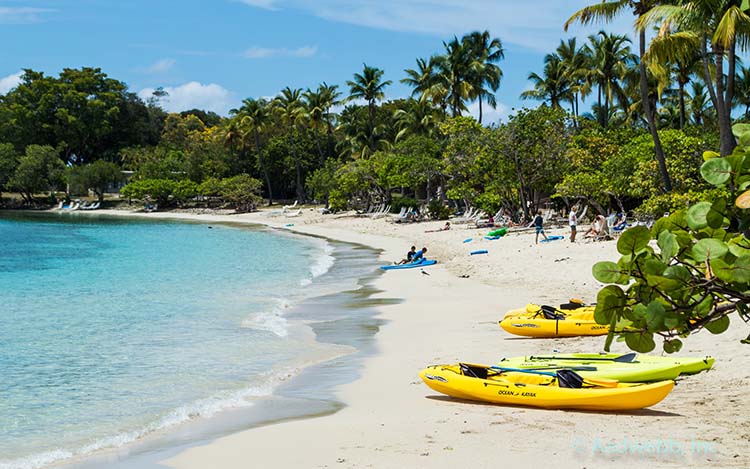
[282,200,298,213]
[285,208,303,217]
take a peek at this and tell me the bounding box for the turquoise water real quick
[0,212,351,469]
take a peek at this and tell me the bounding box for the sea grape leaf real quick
[733,122,750,142]
[592,261,623,284]
[645,274,682,292]
[705,315,730,334]
[663,338,683,354]
[691,238,729,262]
[657,230,678,262]
[700,158,732,186]
[703,150,720,161]
[617,226,651,256]
[736,190,750,209]
[645,301,666,330]
[624,331,656,353]
[594,285,626,324]
[728,235,750,257]
[687,201,711,230]
[643,259,667,276]
[706,199,727,229]
[710,255,750,284]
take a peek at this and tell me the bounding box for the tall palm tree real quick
[347,64,392,153]
[464,31,505,124]
[304,87,327,165]
[735,65,750,120]
[434,37,475,117]
[556,38,592,126]
[393,99,440,141]
[273,87,307,202]
[689,81,715,127]
[585,31,634,128]
[520,54,573,109]
[402,56,450,114]
[567,0,673,192]
[317,82,341,158]
[638,0,750,155]
[237,98,274,204]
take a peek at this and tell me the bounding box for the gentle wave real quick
[0,369,296,469]
[301,242,335,286]
[241,298,291,337]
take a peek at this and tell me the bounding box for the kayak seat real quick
[460,363,488,379]
[540,305,566,320]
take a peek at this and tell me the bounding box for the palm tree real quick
[237,98,274,204]
[402,56,450,114]
[520,54,572,109]
[585,31,634,129]
[393,99,440,141]
[735,65,750,120]
[567,0,673,192]
[434,37,476,117]
[464,31,505,124]
[556,38,592,126]
[689,81,715,127]
[638,0,750,155]
[347,64,392,153]
[304,87,327,165]
[273,87,307,202]
[317,82,341,158]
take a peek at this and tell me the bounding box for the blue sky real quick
[0,1,633,123]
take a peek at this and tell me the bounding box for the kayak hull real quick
[419,364,674,411]
[499,317,608,337]
[380,259,437,270]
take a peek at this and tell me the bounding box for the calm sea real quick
[0,211,377,469]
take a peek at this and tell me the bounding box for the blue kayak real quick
[380,259,437,270]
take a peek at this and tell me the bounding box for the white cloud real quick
[138,82,234,115]
[237,0,278,10]
[0,7,54,24]
[0,71,22,94]
[238,1,634,52]
[140,58,176,74]
[466,100,509,125]
[242,45,318,59]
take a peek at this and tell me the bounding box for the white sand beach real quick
[91,208,749,468]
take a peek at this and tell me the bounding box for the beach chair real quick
[451,207,477,224]
[372,205,391,219]
[285,208,303,217]
[282,200,298,213]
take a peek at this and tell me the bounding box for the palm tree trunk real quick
[678,81,686,130]
[368,102,376,152]
[724,40,738,155]
[604,81,610,128]
[326,116,334,158]
[639,29,672,192]
[255,128,273,205]
[714,43,735,156]
[598,84,604,128]
[478,97,483,124]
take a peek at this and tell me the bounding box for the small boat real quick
[498,354,682,382]
[419,363,674,411]
[545,353,715,375]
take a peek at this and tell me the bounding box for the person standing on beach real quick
[530,210,549,244]
[569,206,578,243]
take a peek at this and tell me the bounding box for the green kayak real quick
[549,353,715,375]
[499,356,682,382]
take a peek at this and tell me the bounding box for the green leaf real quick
[617,226,651,256]
[703,150,720,161]
[663,338,682,354]
[643,259,667,276]
[663,265,691,285]
[687,201,712,230]
[657,230,678,262]
[592,261,623,284]
[645,301,665,330]
[691,238,729,262]
[729,235,750,257]
[705,315,730,334]
[711,255,750,284]
[733,123,750,142]
[706,199,727,229]
[594,285,626,325]
[700,158,732,186]
[624,332,656,353]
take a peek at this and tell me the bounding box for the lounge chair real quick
[81,201,100,211]
[285,208,303,217]
[282,200,298,213]
[452,207,478,224]
[372,205,392,219]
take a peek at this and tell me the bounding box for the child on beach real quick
[396,246,417,265]
[569,206,578,243]
[530,210,548,244]
[411,247,428,262]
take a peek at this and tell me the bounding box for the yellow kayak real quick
[420,363,674,411]
[499,303,606,337]
[502,302,592,319]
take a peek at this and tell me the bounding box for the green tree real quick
[67,160,123,202]
[273,87,307,202]
[236,98,274,204]
[464,31,505,124]
[520,54,572,109]
[347,64,392,152]
[220,174,263,212]
[567,2,674,193]
[0,143,18,198]
[9,145,66,202]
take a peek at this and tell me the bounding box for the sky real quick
[0,0,634,123]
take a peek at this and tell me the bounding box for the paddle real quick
[527,352,637,363]
[489,366,619,388]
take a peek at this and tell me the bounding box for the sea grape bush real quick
[592,124,750,353]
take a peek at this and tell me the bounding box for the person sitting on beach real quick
[528,210,549,244]
[425,222,450,233]
[584,215,605,238]
[396,246,417,265]
[411,247,428,263]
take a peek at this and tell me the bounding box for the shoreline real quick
[36,208,750,467]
